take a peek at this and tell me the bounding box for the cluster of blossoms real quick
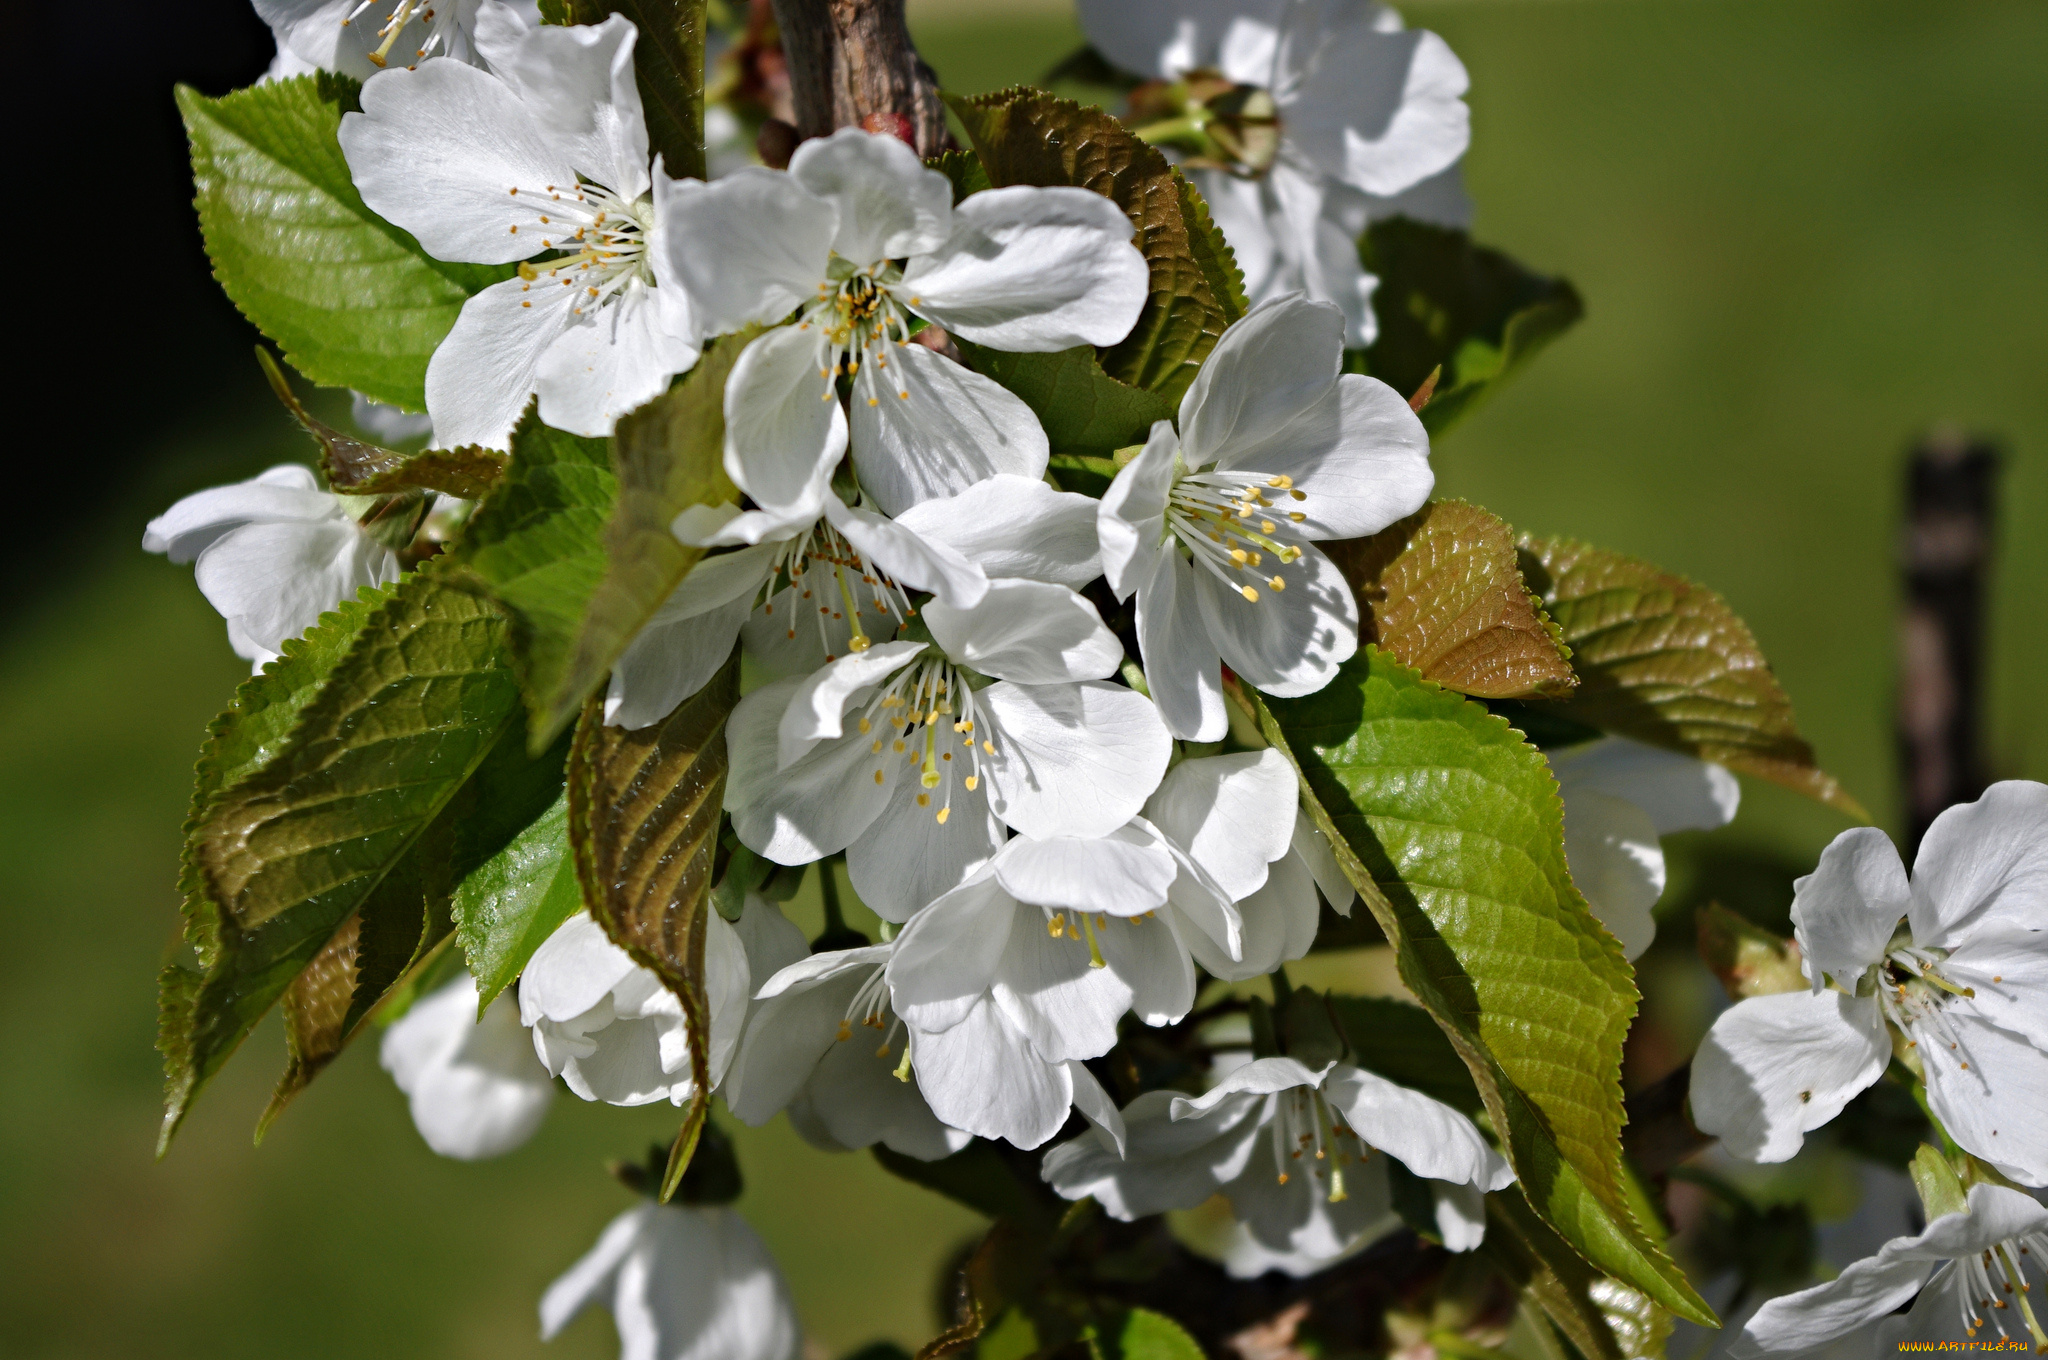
[145,0,2048,1357]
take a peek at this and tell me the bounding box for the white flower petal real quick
[603,542,777,729]
[1222,842,1323,979]
[821,493,987,608]
[722,325,847,520]
[425,272,584,451]
[1557,787,1663,961]
[379,975,555,1160]
[519,912,636,1023]
[1176,294,1344,469]
[143,465,331,561]
[901,186,1148,350]
[1099,419,1179,595]
[991,902,1135,1063]
[1921,1009,2048,1186]
[789,127,953,262]
[909,995,1074,1149]
[193,519,396,659]
[979,680,1173,840]
[726,677,893,864]
[886,873,1019,1034]
[1067,1061,1129,1156]
[1172,1056,1327,1116]
[924,579,1123,686]
[846,776,1005,924]
[1790,826,1912,990]
[847,341,1050,516]
[1215,374,1434,540]
[1325,1065,1512,1190]
[1142,749,1298,901]
[341,58,571,265]
[1946,918,2048,1051]
[1282,26,1470,197]
[723,954,876,1126]
[483,12,650,200]
[540,1203,645,1339]
[774,642,925,770]
[1194,539,1358,698]
[803,1011,966,1161]
[1689,989,1890,1163]
[1135,547,1228,743]
[535,283,700,438]
[1431,1181,1488,1252]
[1548,738,1742,836]
[1093,911,1197,1027]
[1910,781,2048,946]
[891,475,1104,590]
[1042,1088,1269,1219]
[1292,812,1356,915]
[991,825,1178,918]
[740,566,854,680]
[654,169,835,333]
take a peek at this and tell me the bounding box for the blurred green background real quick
[5,0,2044,1354]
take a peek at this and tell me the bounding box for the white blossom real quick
[1100,294,1432,740]
[340,3,699,449]
[1080,0,1469,343]
[519,898,805,1107]
[255,0,536,80]
[1731,1183,2048,1358]
[722,943,971,1162]
[608,474,1099,729]
[378,973,555,1159]
[724,579,1173,923]
[1548,737,1741,959]
[1691,783,2048,1185]
[656,126,1148,518]
[541,1201,801,1360]
[143,464,400,669]
[1042,1055,1513,1278]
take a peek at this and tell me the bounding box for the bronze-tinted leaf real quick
[567,650,738,1196]
[1519,535,1866,817]
[257,347,505,499]
[1328,500,1575,700]
[945,89,1242,403]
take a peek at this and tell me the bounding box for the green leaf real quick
[1325,500,1576,701]
[1484,1191,1626,1360]
[1088,1308,1204,1360]
[567,650,739,1198]
[1518,535,1867,818]
[1233,653,1714,1325]
[1910,1144,1968,1221]
[1352,219,1583,438]
[453,789,583,1010]
[160,568,533,1151]
[458,335,745,750]
[178,76,509,411]
[930,149,993,203]
[550,0,708,180]
[956,342,1174,459]
[259,348,505,499]
[945,88,1239,403]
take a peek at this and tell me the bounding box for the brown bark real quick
[1896,429,1998,855]
[768,0,948,156]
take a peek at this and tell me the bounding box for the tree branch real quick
[767,0,947,156]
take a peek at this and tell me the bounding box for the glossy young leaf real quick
[945,88,1243,403]
[567,651,738,1198]
[1352,219,1583,438]
[160,569,537,1150]
[1326,500,1575,700]
[1519,535,1866,817]
[545,0,708,179]
[1235,653,1714,1324]
[453,789,582,1011]
[178,76,508,411]
[1483,1190,1627,1360]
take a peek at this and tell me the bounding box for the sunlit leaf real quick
[1519,535,1866,817]
[1326,500,1575,700]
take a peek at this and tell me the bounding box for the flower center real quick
[1953,1226,2048,1346]
[1271,1087,1368,1204]
[1874,940,1996,1075]
[856,656,992,826]
[832,964,911,1076]
[340,0,454,68]
[1042,908,1161,969]
[507,183,656,319]
[1167,462,1310,602]
[759,521,915,660]
[1128,70,1283,177]
[795,258,918,408]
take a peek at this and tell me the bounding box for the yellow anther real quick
[1269,576,1285,591]
[1268,475,1293,488]
[916,793,930,807]
[1048,913,1066,938]
[1289,488,1307,501]
[983,740,995,754]
[963,775,979,791]
[1260,520,1276,533]
[858,717,871,734]
[936,807,951,824]
[873,769,885,784]
[836,1021,852,1041]
[893,739,906,753]
[1288,511,1306,522]
[871,739,883,754]
[868,397,879,406]
[1231,548,1250,565]
[1240,585,1259,602]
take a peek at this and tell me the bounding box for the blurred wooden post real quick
[766,0,947,157]
[1897,430,1999,854]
